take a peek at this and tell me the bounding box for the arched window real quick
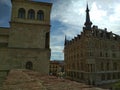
[28,9,35,19]
[37,10,44,20]
[18,8,25,18]
[26,61,33,70]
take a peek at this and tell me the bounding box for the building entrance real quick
[26,61,33,70]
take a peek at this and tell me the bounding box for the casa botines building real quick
[64,4,120,85]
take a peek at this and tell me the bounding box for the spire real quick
[84,3,92,30]
[64,35,67,46]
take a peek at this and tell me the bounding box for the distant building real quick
[64,4,120,85]
[0,0,52,85]
[49,60,64,76]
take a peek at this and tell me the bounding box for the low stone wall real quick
[0,70,9,88]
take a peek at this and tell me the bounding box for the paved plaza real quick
[3,70,109,90]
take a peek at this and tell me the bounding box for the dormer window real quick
[28,9,35,19]
[18,8,25,18]
[37,10,44,20]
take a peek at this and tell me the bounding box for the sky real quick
[0,0,120,60]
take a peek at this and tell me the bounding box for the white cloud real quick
[51,0,85,26]
[62,25,81,39]
[1,0,120,60]
[0,0,11,6]
[51,46,64,53]
[50,0,120,60]
[109,5,120,22]
[51,52,64,60]
[90,2,107,21]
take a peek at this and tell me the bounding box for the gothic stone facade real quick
[0,0,52,85]
[64,5,120,85]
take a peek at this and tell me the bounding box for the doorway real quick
[26,61,33,70]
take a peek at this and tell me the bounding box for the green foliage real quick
[113,82,120,90]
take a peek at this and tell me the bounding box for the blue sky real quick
[0,0,120,60]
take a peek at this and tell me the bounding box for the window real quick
[37,10,44,20]
[118,73,120,79]
[113,73,116,79]
[90,64,92,72]
[101,74,105,80]
[113,62,117,70]
[77,63,79,70]
[81,62,83,71]
[112,53,116,58]
[101,62,104,71]
[81,73,84,80]
[18,8,25,18]
[28,9,35,19]
[105,52,108,57]
[45,32,49,48]
[106,62,109,71]
[90,52,92,56]
[100,52,102,57]
[107,73,111,80]
[89,52,93,56]
[111,45,115,50]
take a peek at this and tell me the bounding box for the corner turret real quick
[84,3,92,30]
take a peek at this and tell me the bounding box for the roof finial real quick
[86,2,89,11]
[84,3,92,30]
[64,35,67,45]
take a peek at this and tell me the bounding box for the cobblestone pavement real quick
[23,70,109,90]
[3,70,109,90]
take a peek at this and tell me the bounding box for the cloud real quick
[0,0,11,6]
[32,0,51,3]
[109,5,120,22]
[51,46,64,53]
[50,0,120,60]
[0,0,120,60]
[51,0,85,27]
[90,2,107,21]
[51,52,64,60]
[51,0,120,32]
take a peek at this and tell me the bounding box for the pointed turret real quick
[84,3,92,30]
[64,35,67,46]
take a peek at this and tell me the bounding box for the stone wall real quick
[0,0,52,87]
[9,23,50,49]
[0,48,50,74]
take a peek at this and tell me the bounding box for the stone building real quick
[0,0,52,85]
[49,60,64,76]
[64,4,120,85]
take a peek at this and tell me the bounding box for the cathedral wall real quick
[0,48,50,74]
[0,28,10,45]
[0,0,52,87]
[8,23,50,49]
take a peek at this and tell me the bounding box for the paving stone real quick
[3,69,109,90]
